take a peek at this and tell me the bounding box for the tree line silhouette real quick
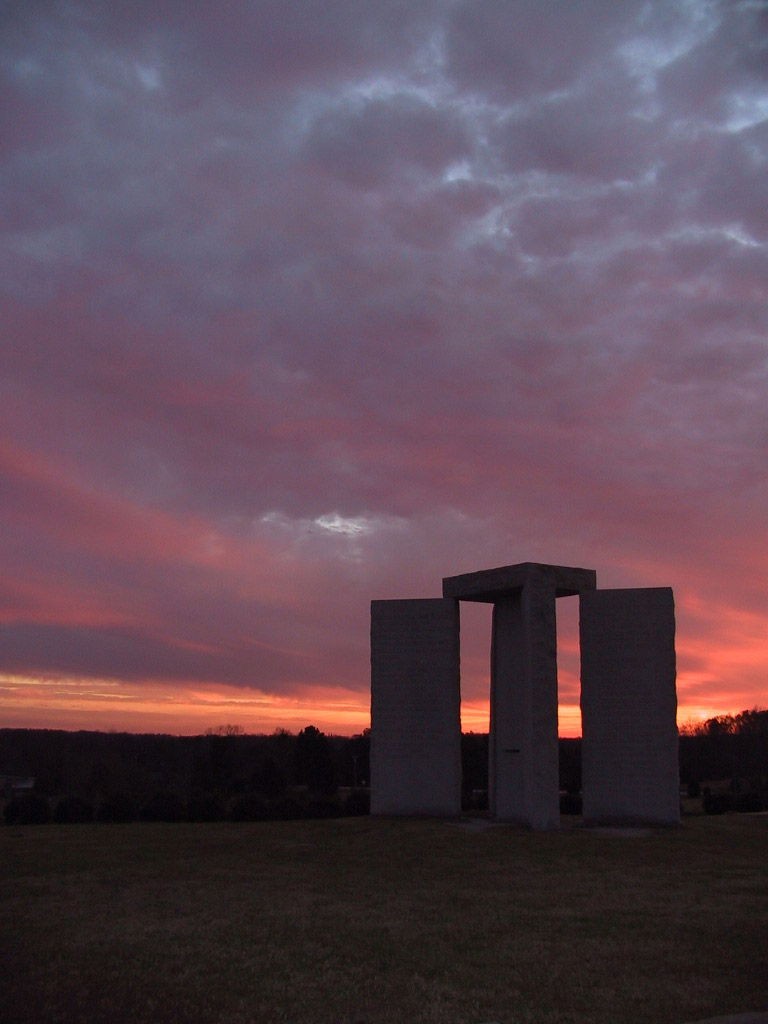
[678,708,768,813]
[2,709,766,824]
[1,725,370,825]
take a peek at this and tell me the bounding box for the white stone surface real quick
[370,566,677,832]
[580,587,679,826]
[370,598,461,816]
[443,562,596,602]
[489,568,560,828]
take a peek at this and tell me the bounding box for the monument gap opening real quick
[458,594,582,808]
[456,600,491,808]
[458,600,492,734]
[555,594,582,739]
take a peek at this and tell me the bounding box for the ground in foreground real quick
[2,815,767,1024]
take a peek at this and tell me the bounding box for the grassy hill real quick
[3,815,767,1024]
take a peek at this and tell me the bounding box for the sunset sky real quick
[1,1,766,738]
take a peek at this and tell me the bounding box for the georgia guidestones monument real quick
[370,562,679,829]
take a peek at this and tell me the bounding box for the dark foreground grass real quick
[2,815,767,1024]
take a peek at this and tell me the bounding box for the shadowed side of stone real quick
[370,598,461,816]
[580,587,679,826]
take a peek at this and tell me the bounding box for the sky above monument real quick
[1,1,767,737]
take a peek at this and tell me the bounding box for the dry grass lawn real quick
[2,814,767,1024]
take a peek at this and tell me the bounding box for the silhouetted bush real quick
[339,729,370,789]
[97,793,137,822]
[187,795,226,822]
[461,732,489,802]
[251,757,287,799]
[229,793,270,821]
[734,791,765,813]
[4,794,50,825]
[140,792,186,822]
[559,792,583,815]
[344,789,370,816]
[305,796,342,819]
[703,789,765,814]
[703,792,733,814]
[269,795,304,820]
[462,788,488,811]
[54,796,94,823]
[559,738,582,796]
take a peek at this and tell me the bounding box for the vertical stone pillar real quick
[490,568,560,829]
[580,588,679,826]
[370,598,461,816]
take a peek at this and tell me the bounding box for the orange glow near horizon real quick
[1,586,762,739]
[0,674,371,736]
[2,669,757,738]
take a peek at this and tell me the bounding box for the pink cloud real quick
[0,1,766,734]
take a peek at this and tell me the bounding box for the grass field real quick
[2,814,767,1024]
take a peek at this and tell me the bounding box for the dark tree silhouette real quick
[54,795,94,823]
[97,792,137,823]
[4,794,50,825]
[295,725,337,796]
[251,757,287,799]
[140,791,186,822]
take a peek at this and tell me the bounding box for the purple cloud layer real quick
[1,1,767,728]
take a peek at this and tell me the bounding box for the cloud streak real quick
[1,1,766,733]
